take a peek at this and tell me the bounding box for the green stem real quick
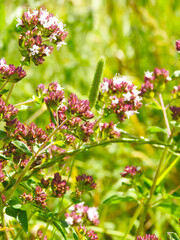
[159,93,171,137]
[0,80,8,91]
[157,155,180,185]
[136,140,171,236]
[0,198,8,239]
[4,119,68,203]
[14,98,35,107]
[5,83,15,105]
[122,204,143,240]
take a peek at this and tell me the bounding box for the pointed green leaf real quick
[147,126,167,134]
[0,130,7,140]
[168,232,180,240]
[18,210,28,233]
[12,140,32,156]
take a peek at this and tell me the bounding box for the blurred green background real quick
[0,0,180,239]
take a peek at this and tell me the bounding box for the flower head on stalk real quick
[75,174,97,197]
[169,106,180,121]
[98,75,142,122]
[78,226,98,240]
[137,234,161,240]
[140,68,171,97]
[0,58,26,83]
[65,202,99,226]
[121,165,141,177]
[51,172,69,197]
[17,8,68,65]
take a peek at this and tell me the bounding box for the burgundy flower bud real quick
[176,40,180,51]
[121,165,141,177]
[51,173,69,198]
[21,192,33,203]
[35,186,47,207]
[75,174,97,196]
[41,178,50,188]
[169,106,180,120]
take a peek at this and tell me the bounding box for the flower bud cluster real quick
[37,82,95,142]
[98,75,142,121]
[17,8,68,65]
[137,234,160,240]
[51,172,69,197]
[65,202,99,226]
[21,186,47,208]
[35,186,47,208]
[75,174,97,197]
[176,40,180,52]
[97,121,121,139]
[121,166,141,177]
[0,58,26,83]
[169,106,180,121]
[78,226,98,240]
[0,98,19,121]
[140,68,171,97]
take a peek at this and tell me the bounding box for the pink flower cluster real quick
[35,186,47,208]
[38,82,95,142]
[37,229,47,240]
[65,202,99,226]
[78,226,98,240]
[17,8,68,65]
[99,75,142,121]
[21,186,47,208]
[51,172,69,197]
[176,40,180,52]
[98,121,121,139]
[137,234,160,240]
[140,68,171,97]
[0,97,18,121]
[75,174,97,197]
[121,165,141,177]
[0,58,26,83]
[0,98,47,166]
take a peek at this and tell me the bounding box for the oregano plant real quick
[0,7,179,240]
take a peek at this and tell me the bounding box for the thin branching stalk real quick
[135,138,172,236]
[5,83,15,105]
[159,93,171,137]
[0,80,8,91]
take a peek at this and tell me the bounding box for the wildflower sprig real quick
[0,6,180,240]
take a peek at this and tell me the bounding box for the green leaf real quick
[0,153,9,160]
[12,140,32,156]
[147,126,167,134]
[0,130,7,140]
[0,89,9,95]
[144,177,153,189]
[168,232,180,240]
[60,220,69,228]
[103,194,136,205]
[53,221,67,240]
[18,210,28,233]
[54,141,66,148]
[49,107,57,125]
[89,56,106,109]
[8,197,22,209]
[73,232,79,240]
[5,206,18,219]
